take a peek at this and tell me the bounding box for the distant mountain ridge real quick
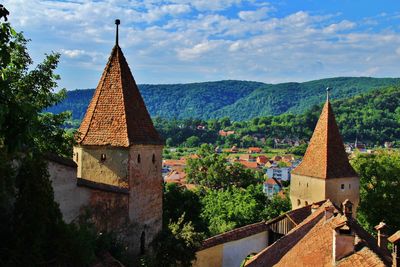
[48,77,400,120]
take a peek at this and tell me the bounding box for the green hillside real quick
[47,77,400,120]
[211,77,400,120]
[155,85,400,147]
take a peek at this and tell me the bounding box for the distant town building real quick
[263,178,282,197]
[248,147,262,154]
[219,130,235,136]
[230,145,239,153]
[240,154,256,162]
[256,155,269,165]
[266,167,291,181]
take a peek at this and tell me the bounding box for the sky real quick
[4,0,400,90]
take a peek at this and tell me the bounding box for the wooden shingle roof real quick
[77,45,163,147]
[292,100,357,179]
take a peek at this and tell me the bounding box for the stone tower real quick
[290,98,359,214]
[73,21,164,256]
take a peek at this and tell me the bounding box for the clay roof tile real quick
[77,45,163,147]
[292,100,357,179]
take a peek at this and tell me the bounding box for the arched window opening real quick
[140,231,145,255]
[137,154,141,164]
[341,184,345,190]
[305,201,309,206]
[75,152,79,162]
[100,153,106,162]
[297,199,301,207]
[152,154,156,164]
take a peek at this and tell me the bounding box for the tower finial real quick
[326,87,331,102]
[115,19,120,46]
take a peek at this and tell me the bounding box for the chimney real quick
[388,231,400,267]
[374,222,388,249]
[333,217,355,264]
[311,203,320,214]
[325,206,334,220]
[342,199,353,218]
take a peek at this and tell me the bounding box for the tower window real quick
[305,201,309,206]
[341,184,345,190]
[152,154,156,164]
[137,154,141,164]
[349,184,351,189]
[100,153,106,161]
[75,152,79,162]
[307,183,308,188]
[297,199,301,206]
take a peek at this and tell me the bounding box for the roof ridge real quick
[115,45,130,145]
[78,47,115,144]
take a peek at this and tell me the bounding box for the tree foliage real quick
[185,144,262,189]
[351,151,400,234]
[0,15,98,266]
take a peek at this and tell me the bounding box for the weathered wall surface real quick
[290,174,326,209]
[193,231,268,267]
[74,146,129,189]
[128,144,163,255]
[222,231,268,267]
[193,244,223,267]
[48,161,91,223]
[326,177,359,215]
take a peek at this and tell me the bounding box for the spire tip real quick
[326,87,331,102]
[115,19,120,46]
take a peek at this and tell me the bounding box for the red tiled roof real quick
[77,45,163,147]
[388,230,400,243]
[237,160,259,169]
[245,201,391,267]
[264,178,278,185]
[292,100,357,179]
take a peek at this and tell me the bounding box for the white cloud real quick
[238,6,271,21]
[323,20,356,34]
[2,0,400,89]
[61,49,86,58]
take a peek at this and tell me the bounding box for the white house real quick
[266,167,291,181]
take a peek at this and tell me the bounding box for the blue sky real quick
[4,0,400,90]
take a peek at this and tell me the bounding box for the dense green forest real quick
[154,85,400,147]
[47,77,400,120]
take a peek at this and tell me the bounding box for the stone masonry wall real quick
[128,144,163,255]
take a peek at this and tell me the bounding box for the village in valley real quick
[162,130,381,199]
[1,2,400,267]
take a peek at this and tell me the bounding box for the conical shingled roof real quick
[292,100,357,179]
[77,45,163,147]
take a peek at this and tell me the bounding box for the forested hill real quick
[48,77,400,120]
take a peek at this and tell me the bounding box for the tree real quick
[185,144,261,189]
[163,183,206,233]
[200,185,270,236]
[145,215,204,267]
[351,151,400,234]
[0,12,96,266]
[185,135,201,147]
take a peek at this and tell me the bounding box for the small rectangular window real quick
[100,153,106,161]
[341,184,345,190]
